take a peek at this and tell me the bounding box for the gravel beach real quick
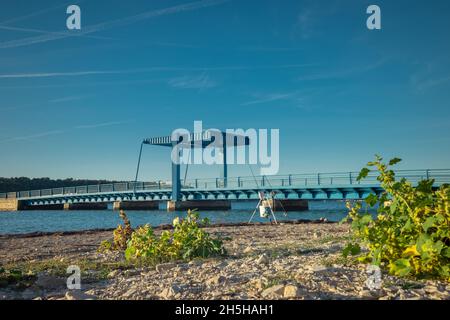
[1,221,449,300]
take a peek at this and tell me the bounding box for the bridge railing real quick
[182,169,450,190]
[2,169,450,199]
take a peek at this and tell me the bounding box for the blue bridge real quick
[1,132,449,211]
[1,169,449,211]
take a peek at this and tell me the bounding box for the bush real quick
[125,210,226,263]
[98,210,132,252]
[343,155,450,281]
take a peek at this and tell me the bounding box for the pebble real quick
[156,262,177,273]
[261,285,285,298]
[284,285,301,298]
[243,246,253,254]
[256,253,270,265]
[65,290,97,300]
[206,275,226,286]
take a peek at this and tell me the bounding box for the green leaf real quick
[343,243,361,257]
[422,216,437,233]
[388,158,402,166]
[365,194,378,207]
[443,247,450,258]
[389,259,412,277]
[360,214,373,225]
[357,168,370,181]
[417,179,434,193]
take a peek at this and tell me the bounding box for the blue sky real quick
[0,0,450,181]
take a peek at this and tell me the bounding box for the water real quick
[0,201,359,235]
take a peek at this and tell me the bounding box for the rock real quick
[261,284,285,298]
[243,246,253,254]
[206,275,226,286]
[65,290,97,300]
[359,289,372,296]
[35,274,64,290]
[424,285,439,294]
[160,284,181,299]
[156,263,177,273]
[122,288,137,298]
[284,285,301,298]
[188,260,203,267]
[310,265,328,273]
[256,253,270,265]
[21,287,40,300]
[253,279,265,290]
[107,270,120,278]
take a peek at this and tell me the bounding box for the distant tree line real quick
[0,177,126,193]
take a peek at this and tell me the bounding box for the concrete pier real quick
[113,201,159,211]
[0,198,23,211]
[166,200,231,212]
[63,202,107,210]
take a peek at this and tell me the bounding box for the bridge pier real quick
[166,200,231,212]
[0,198,24,211]
[113,201,159,211]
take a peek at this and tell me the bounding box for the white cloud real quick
[0,0,229,49]
[168,73,217,90]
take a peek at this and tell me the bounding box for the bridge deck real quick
[1,169,449,206]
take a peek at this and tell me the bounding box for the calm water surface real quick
[0,201,368,235]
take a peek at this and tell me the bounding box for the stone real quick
[256,253,270,265]
[35,274,64,290]
[107,270,120,278]
[206,275,226,286]
[261,284,285,298]
[424,285,439,294]
[156,262,177,273]
[21,288,39,300]
[284,285,301,298]
[253,279,264,290]
[65,290,97,300]
[160,284,181,299]
[243,246,253,254]
[122,288,137,298]
[310,265,328,273]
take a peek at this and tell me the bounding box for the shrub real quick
[125,210,226,263]
[97,210,132,252]
[343,155,450,281]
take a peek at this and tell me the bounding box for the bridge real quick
[1,132,449,211]
[1,169,449,211]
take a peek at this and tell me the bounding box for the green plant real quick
[97,209,132,252]
[125,210,226,263]
[343,155,450,281]
[0,267,36,288]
